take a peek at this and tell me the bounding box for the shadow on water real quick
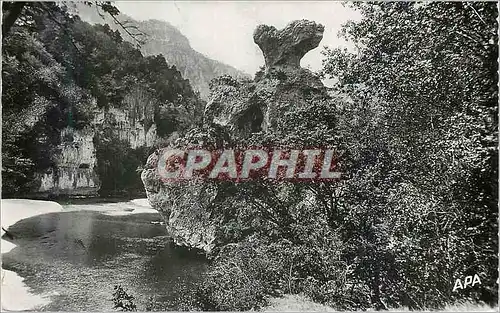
[2,210,208,311]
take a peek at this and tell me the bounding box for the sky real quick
[115,1,361,76]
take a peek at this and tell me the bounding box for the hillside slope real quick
[74,4,250,99]
[2,7,203,198]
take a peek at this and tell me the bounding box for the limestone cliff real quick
[141,20,330,253]
[35,99,159,198]
[37,127,100,197]
[2,11,203,199]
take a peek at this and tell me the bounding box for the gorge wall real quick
[34,104,159,198]
[73,4,251,100]
[141,20,331,253]
[37,127,99,197]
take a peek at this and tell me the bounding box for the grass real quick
[438,302,497,312]
[261,294,498,312]
[262,294,338,312]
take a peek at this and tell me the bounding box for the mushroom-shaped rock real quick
[141,20,331,255]
[253,19,324,70]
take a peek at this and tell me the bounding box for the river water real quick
[1,200,208,311]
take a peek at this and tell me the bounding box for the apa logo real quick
[452,274,481,292]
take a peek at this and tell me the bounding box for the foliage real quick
[182,76,352,311]
[112,285,137,312]
[2,3,204,197]
[2,1,145,46]
[320,2,498,309]
[94,134,152,197]
[194,242,270,311]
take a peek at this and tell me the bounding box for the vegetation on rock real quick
[143,3,498,311]
[73,3,251,100]
[3,2,497,312]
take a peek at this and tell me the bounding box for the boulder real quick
[142,20,330,253]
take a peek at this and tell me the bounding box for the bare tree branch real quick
[38,2,82,53]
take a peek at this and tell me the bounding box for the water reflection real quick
[2,207,208,311]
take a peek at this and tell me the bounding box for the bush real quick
[112,285,137,312]
[194,223,371,311]
[194,239,274,311]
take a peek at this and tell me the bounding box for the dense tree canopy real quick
[320,2,498,309]
[191,2,498,311]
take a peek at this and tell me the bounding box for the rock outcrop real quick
[2,11,204,199]
[142,20,330,253]
[37,127,100,197]
[254,20,325,70]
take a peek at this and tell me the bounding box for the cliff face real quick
[34,102,159,198]
[93,107,158,150]
[2,9,208,199]
[37,127,99,197]
[141,20,329,253]
[29,86,164,198]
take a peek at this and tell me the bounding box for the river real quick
[1,200,208,311]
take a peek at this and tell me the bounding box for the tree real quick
[322,2,498,309]
[2,3,203,197]
[2,1,145,46]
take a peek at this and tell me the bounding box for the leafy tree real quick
[322,2,498,309]
[2,3,204,197]
[2,1,145,46]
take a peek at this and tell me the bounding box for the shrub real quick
[112,285,137,312]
